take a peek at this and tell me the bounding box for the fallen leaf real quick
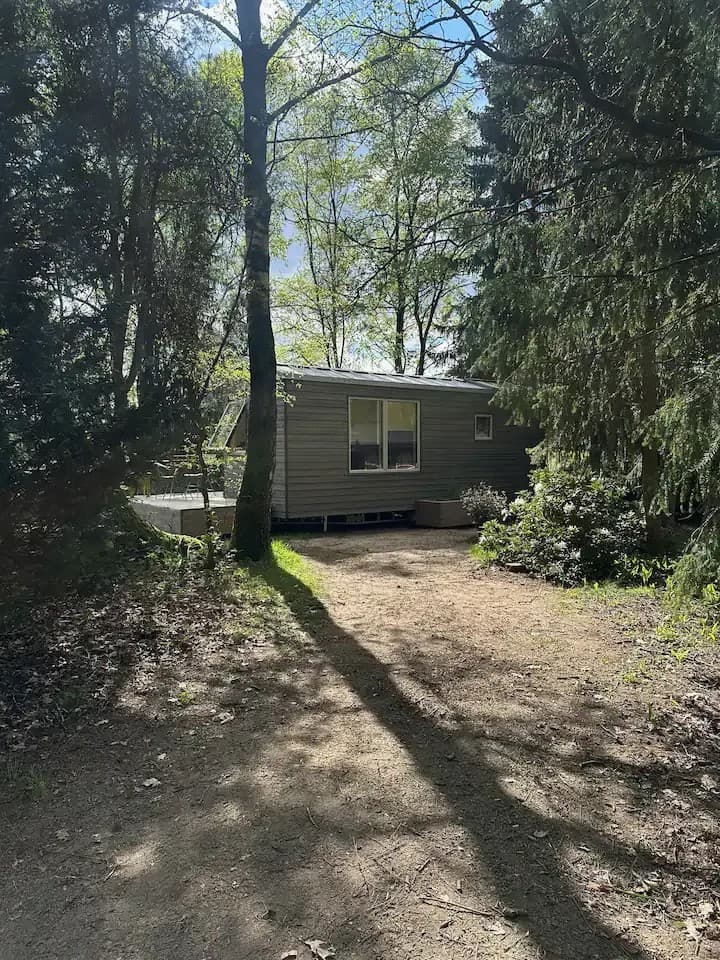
[142,778,161,789]
[685,918,702,942]
[700,774,718,791]
[280,951,297,959]
[698,902,716,919]
[55,829,70,841]
[304,939,336,959]
[531,830,549,840]
[485,921,506,936]
[216,711,235,724]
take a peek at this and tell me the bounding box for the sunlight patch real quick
[115,839,160,878]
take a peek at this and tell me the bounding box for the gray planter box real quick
[132,494,236,537]
[414,499,471,528]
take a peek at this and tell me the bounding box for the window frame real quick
[474,413,493,441]
[348,396,421,474]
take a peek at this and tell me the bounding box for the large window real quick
[349,398,420,472]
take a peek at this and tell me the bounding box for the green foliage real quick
[177,687,196,708]
[565,580,655,607]
[622,659,652,685]
[477,470,645,585]
[670,646,690,664]
[461,483,507,527]
[615,554,674,589]
[275,88,368,367]
[657,558,720,654]
[457,0,720,587]
[667,524,720,599]
[1,0,244,499]
[198,48,243,104]
[360,42,473,372]
[469,542,499,568]
[276,42,472,373]
[265,540,323,598]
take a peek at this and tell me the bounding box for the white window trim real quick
[474,413,493,440]
[348,397,421,474]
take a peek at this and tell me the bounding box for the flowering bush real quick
[477,469,645,585]
[461,482,508,526]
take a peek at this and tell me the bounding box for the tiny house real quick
[224,365,538,524]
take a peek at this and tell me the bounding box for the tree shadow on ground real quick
[3,539,715,960]
[260,555,651,960]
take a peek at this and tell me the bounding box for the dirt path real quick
[1,528,718,960]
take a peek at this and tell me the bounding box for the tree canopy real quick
[3,0,720,582]
[455,0,720,549]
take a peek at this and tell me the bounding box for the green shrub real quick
[477,469,645,585]
[667,523,720,600]
[615,553,675,587]
[461,482,507,527]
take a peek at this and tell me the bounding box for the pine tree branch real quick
[442,0,720,153]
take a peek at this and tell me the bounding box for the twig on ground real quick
[420,894,497,918]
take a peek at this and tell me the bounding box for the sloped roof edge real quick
[278,364,496,393]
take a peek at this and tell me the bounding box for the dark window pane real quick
[475,414,492,439]
[387,401,418,470]
[350,398,382,470]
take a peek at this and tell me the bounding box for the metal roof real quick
[278,364,496,393]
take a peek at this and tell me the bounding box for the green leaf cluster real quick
[478,470,646,586]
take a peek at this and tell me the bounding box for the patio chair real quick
[154,461,178,496]
[180,472,203,498]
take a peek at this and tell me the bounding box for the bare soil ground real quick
[1,527,719,960]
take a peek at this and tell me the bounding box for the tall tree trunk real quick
[416,331,427,375]
[233,0,276,560]
[414,290,426,375]
[393,295,406,374]
[109,301,129,415]
[639,320,661,544]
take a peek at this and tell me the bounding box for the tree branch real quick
[441,0,720,152]
[269,51,394,122]
[268,0,322,55]
[173,4,241,47]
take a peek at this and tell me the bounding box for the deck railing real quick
[142,449,245,498]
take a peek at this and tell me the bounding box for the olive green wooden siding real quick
[272,397,287,517]
[273,377,536,519]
